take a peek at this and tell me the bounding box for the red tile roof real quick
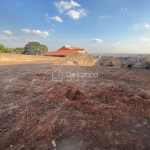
[43,46,84,56]
[44,50,80,56]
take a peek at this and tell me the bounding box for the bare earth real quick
[0,63,150,150]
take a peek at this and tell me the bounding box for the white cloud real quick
[67,9,88,19]
[100,16,108,19]
[50,29,55,32]
[133,23,150,30]
[120,8,128,12]
[20,29,49,37]
[51,16,63,22]
[45,14,63,22]
[140,38,150,42]
[45,14,50,22]
[2,30,12,35]
[20,29,32,34]
[93,39,103,43]
[143,23,150,29]
[54,0,80,13]
[32,30,49,37]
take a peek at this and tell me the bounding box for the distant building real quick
[10,48,15,51]
[41,45,86,57]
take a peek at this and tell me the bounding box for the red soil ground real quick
[0,63,150,150]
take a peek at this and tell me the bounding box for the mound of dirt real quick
[66,52,95,66]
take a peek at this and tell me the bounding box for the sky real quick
[0,0,150,54]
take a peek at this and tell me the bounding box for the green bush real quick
[15,47,24,54]
[0,44,12,53]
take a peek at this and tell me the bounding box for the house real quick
[39,45,95,66]
[41,45,86,57]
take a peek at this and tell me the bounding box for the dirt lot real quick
[0,63,150,150]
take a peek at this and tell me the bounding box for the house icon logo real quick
[52,69,63,82]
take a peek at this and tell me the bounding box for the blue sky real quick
[0,0,150,53]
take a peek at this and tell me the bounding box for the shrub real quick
[0,44,12,53]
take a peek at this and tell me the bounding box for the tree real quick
[0,44,12,53]
[41,45,48,53]
[23,42,48,55]
[15,47,24,54]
